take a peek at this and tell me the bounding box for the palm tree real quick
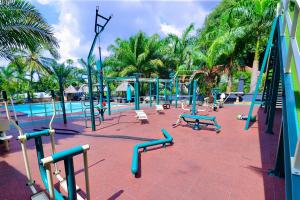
[232,0,277,92]
[104,32,164,78]
[8,44,57,101]
[78,55,97,83]
[0,0,58,59]
[0,66,17,95]
[50,61,73,124]
[163,24,196,79]
[199,25,247,92]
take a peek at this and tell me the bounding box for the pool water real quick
[4,101,126,117]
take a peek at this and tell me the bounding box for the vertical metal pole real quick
[45,164,55,200]
[87,59,95,131]
[87,32,100,131]
[134,74,140,110]
[64,157,76,200]
[175,78,179,108]
[156,77,159,105]
[192,80,197,115]
[188,82,192,105]
[245,18,278,130]
[149,82,152,107]
[70,101,73,116]
[106,82,111,115]
[83,152,90,200]
[134,81,138,110]
[44,103,47,117]
[59,78,67,124]
[169,80,173,104]
[164,82,167,102]
[29,103,33,118]
[96,60,104,121]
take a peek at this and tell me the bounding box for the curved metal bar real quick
[131,129,173,175]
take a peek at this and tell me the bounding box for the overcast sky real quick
[5,0,217,65]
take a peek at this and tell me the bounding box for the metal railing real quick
[277,1,300,199]
[280,0,300,175]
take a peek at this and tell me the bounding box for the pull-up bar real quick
[95,6,112,34]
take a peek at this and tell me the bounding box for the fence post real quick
[44,103,47,117]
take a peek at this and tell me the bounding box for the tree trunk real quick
[226,59,233,93]
[59,77,67,124]
[250,39,260,93]
[226,72,233,93]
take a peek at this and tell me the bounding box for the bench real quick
[135,110,148,122]
[155,105,164,113]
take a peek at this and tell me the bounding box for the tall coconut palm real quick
[232,0,277,92]
[163,24,196,79]
[9,44,56,99]
[0,0,58,59]
[104,32,164,78]
[0,66,17,95]
[50,61,73,124]
[78,55,97,83]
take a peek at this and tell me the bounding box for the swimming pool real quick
[4,101,126,117]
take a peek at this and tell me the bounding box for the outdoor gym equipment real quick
[211,88,223,111]
[173,80,220,133]
[173,114,221,133]
[41,145,90,200]
[16,90,90,200]
[242,11,300,198]
[105,75,139,115]
[131,128,173,175]
[105,75,172,115]
[87,6,112,131]
[80,84,107,128]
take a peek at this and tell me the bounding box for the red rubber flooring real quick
[0,105,285,200]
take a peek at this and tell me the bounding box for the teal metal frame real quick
[277,15,300,200]
[156,77,159,105]
[22,129,88,200]
[175,78,179,108]
[131,129,173,175]
[149,82,152,107]
[96,60,105,121]
[87,7,112,131]
[192,80,197,115]
[134,74,140,110]
[22,130,65,199]
[178,113,221,133]
[188,82,192,105]
[244,13,300,199]
[244,17,278,130]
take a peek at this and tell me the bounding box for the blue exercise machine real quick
[173,113,221,133]
[16,90,91,200]
[173,80,221,133]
